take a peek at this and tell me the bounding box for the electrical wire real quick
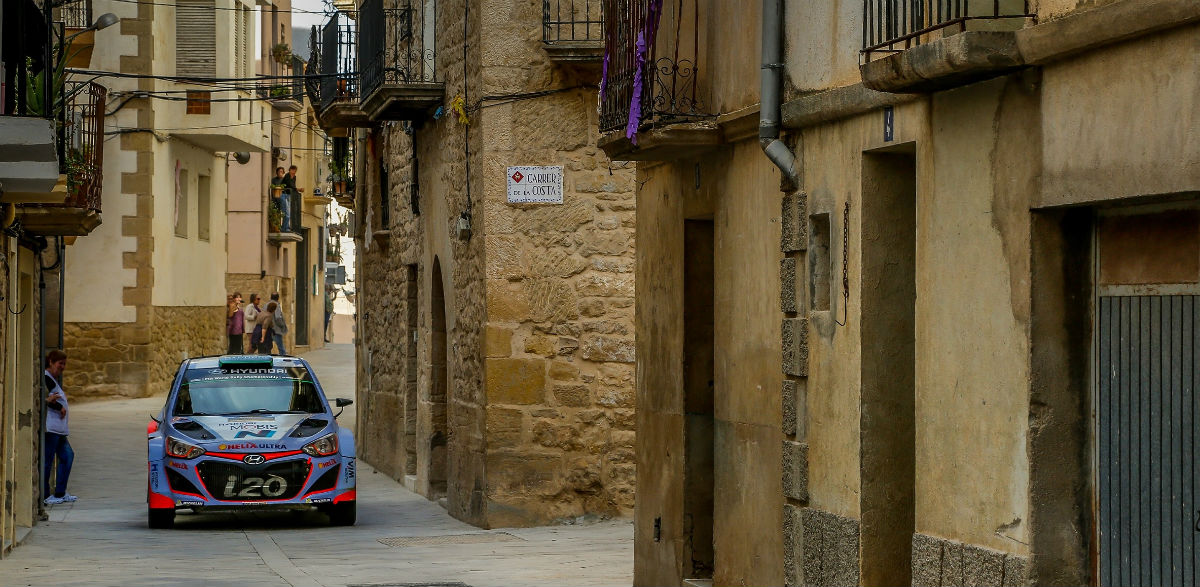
[66,68,340,83]
[102,0,335,15]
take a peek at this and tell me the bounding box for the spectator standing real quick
[226,293,245,354]
[256,301,278,354]
[324,289,335,343]
[43,350,77,504]
[271,167,291,232]
[269,292,289,355]
[244,293,262,352]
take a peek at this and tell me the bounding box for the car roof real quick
[184,355,310,370]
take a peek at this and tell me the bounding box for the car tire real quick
[148,507,175,529]
[327,500,355,526]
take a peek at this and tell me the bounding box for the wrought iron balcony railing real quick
[319,11,358,113]
[61,81,105,210]
[862,0,1033,58]
[543,0,603,44]
[359,0,436,100]
[599,0,706,135]
[306,25,323,105]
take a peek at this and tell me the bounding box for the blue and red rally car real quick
[147,355,356,528]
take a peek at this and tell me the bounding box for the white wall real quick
[150,140,229,306]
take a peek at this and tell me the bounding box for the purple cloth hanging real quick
[625,0,664,145]
[600,51,610,99]
[626,31,647,144]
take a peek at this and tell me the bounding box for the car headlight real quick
[166,436,205,459]
[302,433,339,457]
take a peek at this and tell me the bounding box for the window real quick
[234,4,249,79]
[197,174,211,241]
[176,0,216,78]
[186,90,211,115]
[175,168,189,238]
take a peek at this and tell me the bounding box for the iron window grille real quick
[543,0,603,44]
[599,0,707,135]
[57,0,92,30]
[319,11,358,113]
[359,0,436,100]
[379,160,390,229]
[861,0,1034,58]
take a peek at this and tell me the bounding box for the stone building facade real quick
[338,0,636,527]
[606,0,1200,585]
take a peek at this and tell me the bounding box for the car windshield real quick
[173,366,324,416]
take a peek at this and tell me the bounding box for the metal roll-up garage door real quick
[1098,295,1198,586]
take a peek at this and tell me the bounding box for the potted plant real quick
[269,85,290,99]
[271,43,292,64]
[328,159,348,195]
[268,202,284,232]
[270,183,284,197]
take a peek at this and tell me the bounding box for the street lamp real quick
[63,12,119,44]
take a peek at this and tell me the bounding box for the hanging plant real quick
[271,43,292,64]
[268,202,284,232]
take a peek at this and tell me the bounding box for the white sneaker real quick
[61,494,78,502]
[44,496,64,505]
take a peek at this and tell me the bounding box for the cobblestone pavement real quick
[0,345,633,587]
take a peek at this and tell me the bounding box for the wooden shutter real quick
[176,0,216,78]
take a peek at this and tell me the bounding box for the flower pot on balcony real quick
[332,180,347,195]
[271,185,284,197]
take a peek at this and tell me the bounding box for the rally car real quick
[147,355,356,529]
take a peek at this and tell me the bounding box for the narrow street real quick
[0,345,633,587]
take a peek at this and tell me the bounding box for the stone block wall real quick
[911,533,1029,587]
[148,305,225,392]
[63,322,152,398]
[477,0,636,525]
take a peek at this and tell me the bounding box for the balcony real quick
[267,192,304,244]
[315,11,371,133]
[860,0,1034,92]
[17,82,106,236]
[265,56,305,113]
[358,0,443,122]
[542,0,604,63]
[597,0,716,161]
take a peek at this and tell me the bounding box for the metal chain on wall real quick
[835,201,849,326]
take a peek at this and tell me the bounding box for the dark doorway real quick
[859,150,916,586]
[295,229,310,346]
[428,257,448,498]
[683,219,715,580]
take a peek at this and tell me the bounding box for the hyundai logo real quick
[243,454,265,465]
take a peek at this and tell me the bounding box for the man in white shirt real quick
[43,350,77,504]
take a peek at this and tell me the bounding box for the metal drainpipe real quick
[760,0,799,188]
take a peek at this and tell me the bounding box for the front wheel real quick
[148,506,175,529]
[327,500,355,526]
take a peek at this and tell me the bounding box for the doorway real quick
[428,257,448,498]
[682,219,715,580]
[1095,209,1200,586]
[859,150,916,586]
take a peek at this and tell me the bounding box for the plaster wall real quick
[63,0,142,324]
[150,140,229,307]
[633,141,783,587]
[784,0,866,92]
[1038,23,1200,207]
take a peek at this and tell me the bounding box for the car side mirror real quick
[335,398,353,407]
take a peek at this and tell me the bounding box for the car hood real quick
[178,414,315,442]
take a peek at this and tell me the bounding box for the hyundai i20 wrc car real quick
[147,355,356,528]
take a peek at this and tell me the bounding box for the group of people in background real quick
[225,292,289,355]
